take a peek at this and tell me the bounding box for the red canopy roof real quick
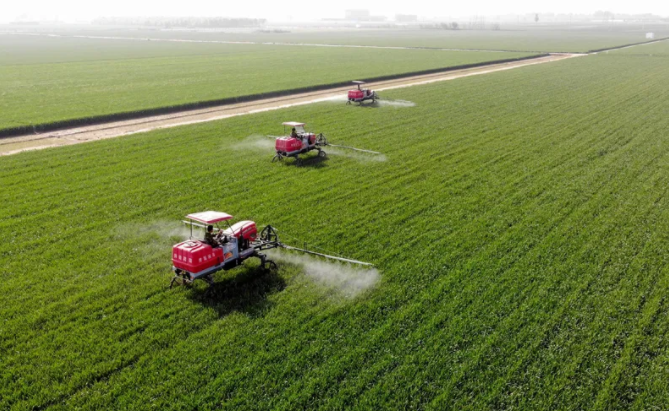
[186,211,233,224]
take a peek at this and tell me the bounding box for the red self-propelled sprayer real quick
[171,210,373,289]
[269,121,381,165]
[347,81,379,105]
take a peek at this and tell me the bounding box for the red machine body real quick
[272,122,326,164]
[275,134,317,154]
[275,137,302,153]
[347,81,378,104]
[172,240,224,274]
[170,211,280,289]
[172,212,259,278]
[348,90,364,100]
[225,220,257,240]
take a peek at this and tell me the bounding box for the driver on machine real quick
[204,225,224,248]
[290,127,298,138]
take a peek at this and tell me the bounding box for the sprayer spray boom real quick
[279,244,375,267]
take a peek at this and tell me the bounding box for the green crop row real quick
[2,50,669,410]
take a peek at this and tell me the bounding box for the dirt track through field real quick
[0,53,581,156]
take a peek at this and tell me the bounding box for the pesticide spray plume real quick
[376,99,416,108]
[231,134,276,151]
[323,95,415,108]
[323,95,349,103]
[113,220,195,258]
[115,220,193,241]
[267,249,380,297]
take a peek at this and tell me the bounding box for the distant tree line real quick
[419,21,501,31]
[255,29,291,34]
[93,17,266,28]
[419,22,460,30]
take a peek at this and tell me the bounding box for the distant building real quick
[345,10,371,21]
[646,32,655,39]
[396,14,418,23]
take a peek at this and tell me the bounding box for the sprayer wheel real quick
[170,276,181,289]
[265,260,278,272]
[318,150,326,158]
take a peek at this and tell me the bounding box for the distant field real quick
[3,48,669,409]
[0,34,257,65]
[0,35,533,131]
[6,23,669,52]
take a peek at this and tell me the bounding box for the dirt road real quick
[0,53,581,156]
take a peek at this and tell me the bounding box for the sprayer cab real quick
[347,80,378,105]
[283,121,306,135]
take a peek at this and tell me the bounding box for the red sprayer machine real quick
[347,81,379,104]
[269,121,381,165]
[171,210,373,289]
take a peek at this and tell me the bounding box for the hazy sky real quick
[3,0,668,23]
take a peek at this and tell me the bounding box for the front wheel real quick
[260,225,279,243]
[170,276,181,289]
[264,260,278,272]
[170,270,190,288]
